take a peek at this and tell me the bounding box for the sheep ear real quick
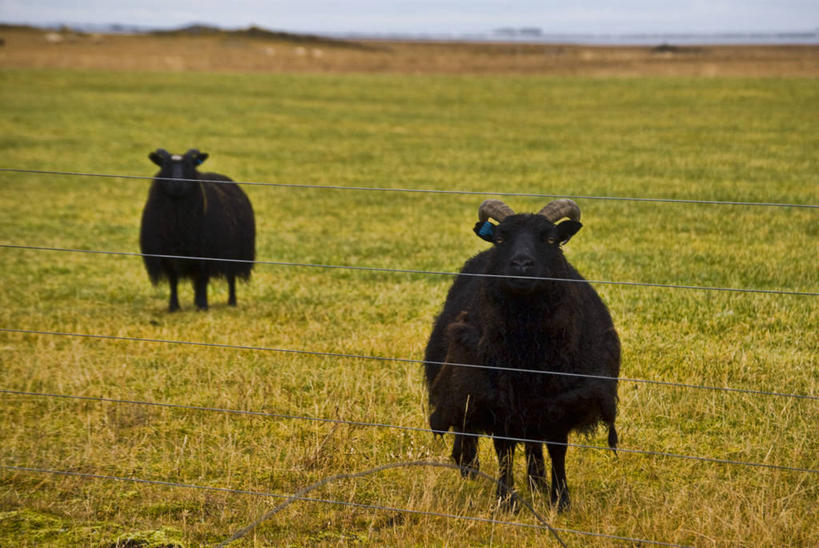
[150,148,170,165]
[555,220,582,245]
[473,221,495,242]
[196,152,209,166]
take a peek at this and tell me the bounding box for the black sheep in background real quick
[424,198,620,511]
[139,148,255,311]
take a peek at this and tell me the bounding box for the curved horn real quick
[537,199,581,223]
[478,199,516,223]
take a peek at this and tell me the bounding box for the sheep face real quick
[148,148,209,198]
[484,214,582,296]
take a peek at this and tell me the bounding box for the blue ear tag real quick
[195,158,204,166]
[474,221,495,242]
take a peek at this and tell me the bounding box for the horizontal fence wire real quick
[0,464,689,547]
[2,388,817,474]
[1,167,817,209]
[1,328,816,401]
[2,244,817,297]
[217,460,567,547]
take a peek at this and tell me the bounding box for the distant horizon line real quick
[3,20,818,46]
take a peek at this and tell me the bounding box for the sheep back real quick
[139,173,255,284]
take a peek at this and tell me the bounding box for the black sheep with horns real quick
[423,198,620,512]
[139,148,255,311]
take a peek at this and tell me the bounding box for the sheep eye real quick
[546,236,557,245]
[494,236,504,244]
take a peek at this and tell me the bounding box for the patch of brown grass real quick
[1,26,817,76]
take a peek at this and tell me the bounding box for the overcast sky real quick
[2,1,817,35]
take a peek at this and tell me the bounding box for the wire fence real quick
[2,328,815,401]
[2,243,817,297]
[1,463,692,547]
[2,167,817,209]
[2,388,816,474]
[1,166,817,544]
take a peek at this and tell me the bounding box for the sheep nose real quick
[510,255,535,274]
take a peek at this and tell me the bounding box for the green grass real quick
[0,68,817,546]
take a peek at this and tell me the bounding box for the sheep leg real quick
[493,438,518,511]
[193,273,209,310]
[547,435,571,512]
[227,274,237,306]
[451,434,480,478]
[525,442,549,492]
[167,272,180,312]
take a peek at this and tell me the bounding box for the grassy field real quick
[0,38,818,547]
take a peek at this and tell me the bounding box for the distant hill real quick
[150,24,372,49]
[0,23,42,32]
[0,22,372,49]
[0,22,149,33]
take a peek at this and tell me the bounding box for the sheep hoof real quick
[553,492,571,513]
